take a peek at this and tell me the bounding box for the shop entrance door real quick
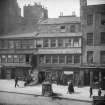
[84,70,90,86]
[11,69,15,79]
[1,68,5,79]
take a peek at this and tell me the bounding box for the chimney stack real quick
[80,0,87,7]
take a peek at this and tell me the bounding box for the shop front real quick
[0,66,31,80]
[39,66,83,86]
[82,67,105,90]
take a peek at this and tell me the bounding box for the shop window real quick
[73,37,79,47]
[7,55,13,63]
[58,38,64,47]
[13,55,19,63]
[87,33,93,46]
[87,14,93,25]
[45,55,51,64]
[43,38,49,48]
[100,32,105,44]
[70,25,75,33]
[19,55,25,63]
[100,51,105,64]
[101,13,105,25]
[65,38,72,47]
[87,51,93,63]
[1,55,7,63]
[39,55,44,64]
[52,55,58,64]
[59,55,65,64]
[67,55,72,64]
[74,55,80,64]
[51,38,56,48]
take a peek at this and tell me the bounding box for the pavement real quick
[0,79,105,102]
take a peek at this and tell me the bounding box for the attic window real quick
[60,26,65,29]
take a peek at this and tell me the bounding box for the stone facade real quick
[80,0,105,89]
[37,15,82,85]
[0,32,37,80]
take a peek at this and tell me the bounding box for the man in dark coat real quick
[15,77,19,87]
[89,86,93,98]
[68,80,74,94]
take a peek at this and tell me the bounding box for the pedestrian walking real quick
[15,77,19,88]
[98,88,102,96]
[89,86,93,98]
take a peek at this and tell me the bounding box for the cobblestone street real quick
[0,92,92,105]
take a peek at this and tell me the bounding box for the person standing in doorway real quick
[15,77,19,88]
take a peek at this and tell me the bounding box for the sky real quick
[17,0,105,18]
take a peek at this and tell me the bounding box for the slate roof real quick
[0,32,38,39]
[39,16,80,25]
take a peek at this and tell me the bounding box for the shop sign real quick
[64,71,73,75]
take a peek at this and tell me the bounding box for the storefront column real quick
[37,54,39,69]
[77,70,84,86]
[90,71,93,86]
[99,71,101,87]
[79,70,84,86]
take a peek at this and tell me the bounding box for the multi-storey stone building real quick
[80,0,105,89]
[37,15,82,85]
[0,32,37,79]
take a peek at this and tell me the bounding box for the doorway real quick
[84,70,90,86]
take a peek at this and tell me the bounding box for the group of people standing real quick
[90,86,102,98]
[67,80,103,97]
